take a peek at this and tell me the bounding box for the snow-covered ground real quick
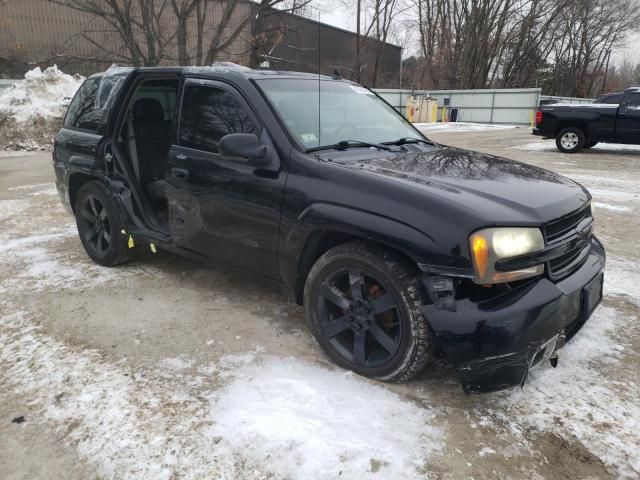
[415,122,518,133]
[0,66,84,150]
[515,141,640,153]
[1,115,640,478]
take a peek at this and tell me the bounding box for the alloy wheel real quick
[78,194,112,255]
[317,268,402,368]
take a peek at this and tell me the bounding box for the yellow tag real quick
[150,243,157,254]
[128,235,135,249]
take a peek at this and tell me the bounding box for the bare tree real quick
[49,0,312,67]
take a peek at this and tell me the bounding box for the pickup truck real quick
[534,86,640,153]
[54,64,605,393]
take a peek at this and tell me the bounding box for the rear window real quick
[64,77,102,132]
[64,74,126,133]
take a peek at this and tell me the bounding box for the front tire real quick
[556,127,586,153]
[304,241,435,382]
[74,181,135,267]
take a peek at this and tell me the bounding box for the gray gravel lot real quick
[1,127,638,479]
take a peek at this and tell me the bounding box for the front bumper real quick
[422,236,605,393]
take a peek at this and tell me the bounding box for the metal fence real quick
[374,88,594,126]
[0,80,16,96]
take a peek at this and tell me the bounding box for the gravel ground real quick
[1,128,638,479]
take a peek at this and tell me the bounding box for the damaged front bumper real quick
[422,236,605,393]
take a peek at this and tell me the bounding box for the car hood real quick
[322,146,590,223]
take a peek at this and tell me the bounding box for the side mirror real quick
[219,133,269,164]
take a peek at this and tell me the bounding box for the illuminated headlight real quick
[470,227,545,284]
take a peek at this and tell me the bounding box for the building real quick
[0,0,402,88]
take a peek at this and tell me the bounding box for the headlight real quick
[470,227,545,284]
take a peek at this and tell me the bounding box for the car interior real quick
[119,78,179,225]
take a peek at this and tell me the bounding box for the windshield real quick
[256,79,421,150]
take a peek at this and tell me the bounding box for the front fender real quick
[279,202,446,295]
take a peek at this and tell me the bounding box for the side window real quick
[64,77,102,132]
[625,93,640,109]
[179,85,257,153]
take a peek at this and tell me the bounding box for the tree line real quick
[37,0,640,96]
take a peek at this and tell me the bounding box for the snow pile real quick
[0,66,84,151]
[415,122,517,133]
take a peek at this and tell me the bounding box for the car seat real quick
[131,98,171,202]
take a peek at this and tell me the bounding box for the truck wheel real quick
[585,141,598,149]
[556,127,586,153]
[304,241,435,382]
[74,181,136,267]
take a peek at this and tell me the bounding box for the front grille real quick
[544,205,593,280]
[544,205,592,242]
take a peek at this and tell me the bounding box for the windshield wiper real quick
[384,137,435,146]
[308,140,400,153]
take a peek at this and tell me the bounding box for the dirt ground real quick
[1,128,639,479]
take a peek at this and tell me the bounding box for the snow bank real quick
[515,141,640,153]
[0,66,84,151]
[415,122,518,133]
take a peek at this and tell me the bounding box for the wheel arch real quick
[68,172,100,213]
[555,121,590,138]
[290,204,435,305]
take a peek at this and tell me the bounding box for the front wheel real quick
[304,241,435,382]
[556,127,586,153]
[74,181,136,267]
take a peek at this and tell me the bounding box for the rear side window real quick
[179,85,257,154]
[625,92,640,108]
[64,77,102,132]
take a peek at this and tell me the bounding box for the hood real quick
[321,146,590,224]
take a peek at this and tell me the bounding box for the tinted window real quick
[179,86,257,153]
[64,77,103,132]
[626,92,640,107]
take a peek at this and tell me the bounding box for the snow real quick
[515,141,640,153]
[211,358,442,480]
[415,122,518,133]
[0,66,84,150]
[0,307,442,479]
[594,202,632,213]
[0,66,84,123]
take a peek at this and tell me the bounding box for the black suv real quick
[54,65,605,393]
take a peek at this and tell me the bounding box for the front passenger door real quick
[616,92,640,142]
[164,79,285,280]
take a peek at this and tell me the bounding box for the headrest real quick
[133,98,164,121]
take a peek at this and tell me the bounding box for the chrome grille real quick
[544,205,592,242]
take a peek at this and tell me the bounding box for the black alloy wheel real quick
[317,268,402,368]
[74,181,135,267]
[305,241,434,382]
[78,194,112,256]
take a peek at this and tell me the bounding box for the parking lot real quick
[1,127,639,479]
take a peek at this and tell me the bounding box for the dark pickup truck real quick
[534,86,640,153]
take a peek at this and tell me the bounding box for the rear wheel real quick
[304,241,435,382]
[556,127,586,153]
[74,181,136,267]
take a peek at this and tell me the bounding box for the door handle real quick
[176,153,188,161]
[171,168,189,180]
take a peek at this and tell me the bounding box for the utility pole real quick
[356,0,361,83]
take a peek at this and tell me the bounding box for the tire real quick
[585,141,598,149]
[556,127,586,153]
[74,181,136,267]
[304,241,435,382]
